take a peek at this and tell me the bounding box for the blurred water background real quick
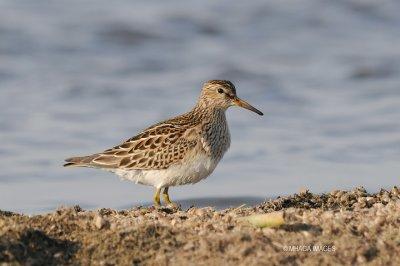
[1,0,399,214]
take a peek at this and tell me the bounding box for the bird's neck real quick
[191,102,227,122]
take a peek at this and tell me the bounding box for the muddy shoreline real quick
[1,187,399,265]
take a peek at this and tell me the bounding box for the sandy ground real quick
[1,186,399,265]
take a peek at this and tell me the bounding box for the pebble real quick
[374,216,385,226]
[365,197,375,204]
[110,222,117,230]
[299,188,309,195]
[183,242,195,251]
[94,214,109,229]
[330,190,339,196]
[391,186,399,196]
[336,191,345,198]
[195,209,205,217]
[53,252,63,259]
[2,187,400,265]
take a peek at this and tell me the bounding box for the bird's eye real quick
[217,88,224,94]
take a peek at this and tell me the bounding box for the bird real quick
[64,80,263,208]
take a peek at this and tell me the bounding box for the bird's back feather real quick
[63,113,202,170]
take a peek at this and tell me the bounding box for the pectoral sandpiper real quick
[64,80,263,207]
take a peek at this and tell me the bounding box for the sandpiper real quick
[64,80,263,207]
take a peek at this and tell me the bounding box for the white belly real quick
[113,152,219,188]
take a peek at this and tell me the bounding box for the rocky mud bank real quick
[1,187,399,265]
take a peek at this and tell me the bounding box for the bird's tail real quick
[63,155,97,167]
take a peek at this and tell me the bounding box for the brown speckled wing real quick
[88,123,199,170]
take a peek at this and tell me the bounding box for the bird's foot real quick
[166,201,180,210]
[162,190,181,210]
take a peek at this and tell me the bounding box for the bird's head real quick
[199,80,263,115]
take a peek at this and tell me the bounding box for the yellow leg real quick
[162,187,179,208]
[153,188,161,207]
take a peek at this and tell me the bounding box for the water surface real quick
[1,0,399,214]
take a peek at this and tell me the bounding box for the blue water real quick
[1,0,399,214]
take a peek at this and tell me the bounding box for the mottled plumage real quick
[64,80,263,207]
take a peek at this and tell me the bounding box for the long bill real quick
[234,97,264,116]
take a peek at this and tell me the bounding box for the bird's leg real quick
[162,187,179,209]
[162,187,172,204]
[153,187,161,207]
